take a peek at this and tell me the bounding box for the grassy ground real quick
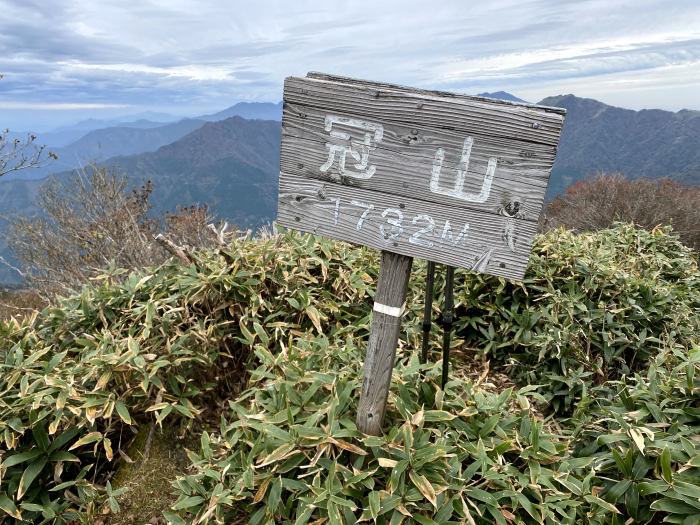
[97,424,197,525]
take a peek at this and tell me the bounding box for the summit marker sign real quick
[277,72,566,282]
[277,72,566,436]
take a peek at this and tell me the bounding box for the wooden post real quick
[356,251,413,436]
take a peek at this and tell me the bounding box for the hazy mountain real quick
[113,111,184,123]
[114,119,181,129]
[50,118,122,133]
[46,112,183,133]
[477,91,530,103]
[6,129,91,148]
[539,95,700,198]
[196,102,283,122]
[4,119,183,156]
[4,119,208,181]
[91,116,281,226]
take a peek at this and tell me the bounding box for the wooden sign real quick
[277,72,566,281]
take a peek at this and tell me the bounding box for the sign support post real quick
[356,251,413,436]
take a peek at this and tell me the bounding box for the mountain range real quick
[11,119,208,180]
[1,93,699,283]
[539,95,700,197]
[0,116,281,283]
[3,102,284,180]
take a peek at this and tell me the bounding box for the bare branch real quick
[1,158,226,300]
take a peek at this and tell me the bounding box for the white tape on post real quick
[373,301,406,318]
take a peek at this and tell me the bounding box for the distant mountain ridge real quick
[4,102,285,181]
[9,119,208,180]
[477,91,530,103]
[539,94,700,197]
[197,102,283,122]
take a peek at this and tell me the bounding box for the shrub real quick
[0,287,47,323]
[451,224,700,412]
[1,224,698,523]
[0,230,384,522]
[169,331,700,525]
[569,343,700,525]
[542,172,700,251]
[169,336,584,525]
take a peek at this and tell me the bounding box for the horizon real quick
[5,90,700,135]
[1,0,698,132]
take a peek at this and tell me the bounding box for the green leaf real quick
[464,488,498,507]
[295,505,314,525]
[423,410,455,422]
[48,451,79,462]
[611,449,631,477]
[516,493,542,523]
[115,401,132,424]
[327,501,342,525]
[625,483,639,521]
[604,479,631,504]
[369,491,380,520]
[33,423,49,451]
[0,493,22,519]
[1,449,44,468]
[69,431,103,450]
[390,460,408,491]
[675,481,700,500]
[268,477,282,515]
[651,498,700,514]
[638,480,670,497]
[172,496,205,510]
[413,514,439,525]
[660,446,673,483]
[45,352,67,374]
[632,453,653,480]
[584,495,620,514]
[163,511,186,525]
[18,455,48,499]
[479,414,501,437]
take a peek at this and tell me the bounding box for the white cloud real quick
[0,0,698,129]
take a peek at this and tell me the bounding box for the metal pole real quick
[442,266,455,389]
[420,261,436,366]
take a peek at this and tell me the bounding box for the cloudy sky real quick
[1,0,699,130]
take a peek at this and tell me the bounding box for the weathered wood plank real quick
[284,76,565,146]
[277,171,537,281]
[356,251,413,436]
[281,102,556,222]
[306,72,567,116]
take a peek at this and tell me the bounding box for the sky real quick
[1,0,699,131]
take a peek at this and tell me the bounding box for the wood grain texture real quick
[306,72,567,116]
[356,251,413,436]
[277,171,537,281]
[281,102,556,222]
[284,76,565,146]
